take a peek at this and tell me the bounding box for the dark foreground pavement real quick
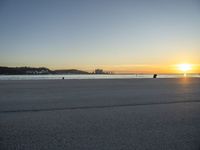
[0,78,200,150]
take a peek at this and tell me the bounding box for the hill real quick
[0,67,90,75]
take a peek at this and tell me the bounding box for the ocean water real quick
[0,74,199,80]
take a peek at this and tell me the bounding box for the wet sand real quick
[0,78,200,150]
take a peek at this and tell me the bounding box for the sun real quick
[178,64,192,72]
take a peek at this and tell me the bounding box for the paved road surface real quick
[0,78,200,150]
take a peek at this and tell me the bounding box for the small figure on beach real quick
[62,77,64,80]
[153,74,157,78]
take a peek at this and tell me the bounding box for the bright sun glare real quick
[178,64,192,72]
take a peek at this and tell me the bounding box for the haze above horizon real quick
[0,0,199,73]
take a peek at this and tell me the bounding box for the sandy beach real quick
[0,78,200,150]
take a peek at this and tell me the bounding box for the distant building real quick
[95,69,104,74]
[94,69,113,74]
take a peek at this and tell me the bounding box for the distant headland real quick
[0,66,112,75]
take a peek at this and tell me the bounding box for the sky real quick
[0,0,200,73]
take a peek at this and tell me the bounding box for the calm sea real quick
[0,74,199,80]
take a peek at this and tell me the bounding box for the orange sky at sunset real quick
[0,0,199,74]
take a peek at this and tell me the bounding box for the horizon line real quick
[0,65,200,75]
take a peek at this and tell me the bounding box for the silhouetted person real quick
[153,74,157,78]
[62,77,64,80]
